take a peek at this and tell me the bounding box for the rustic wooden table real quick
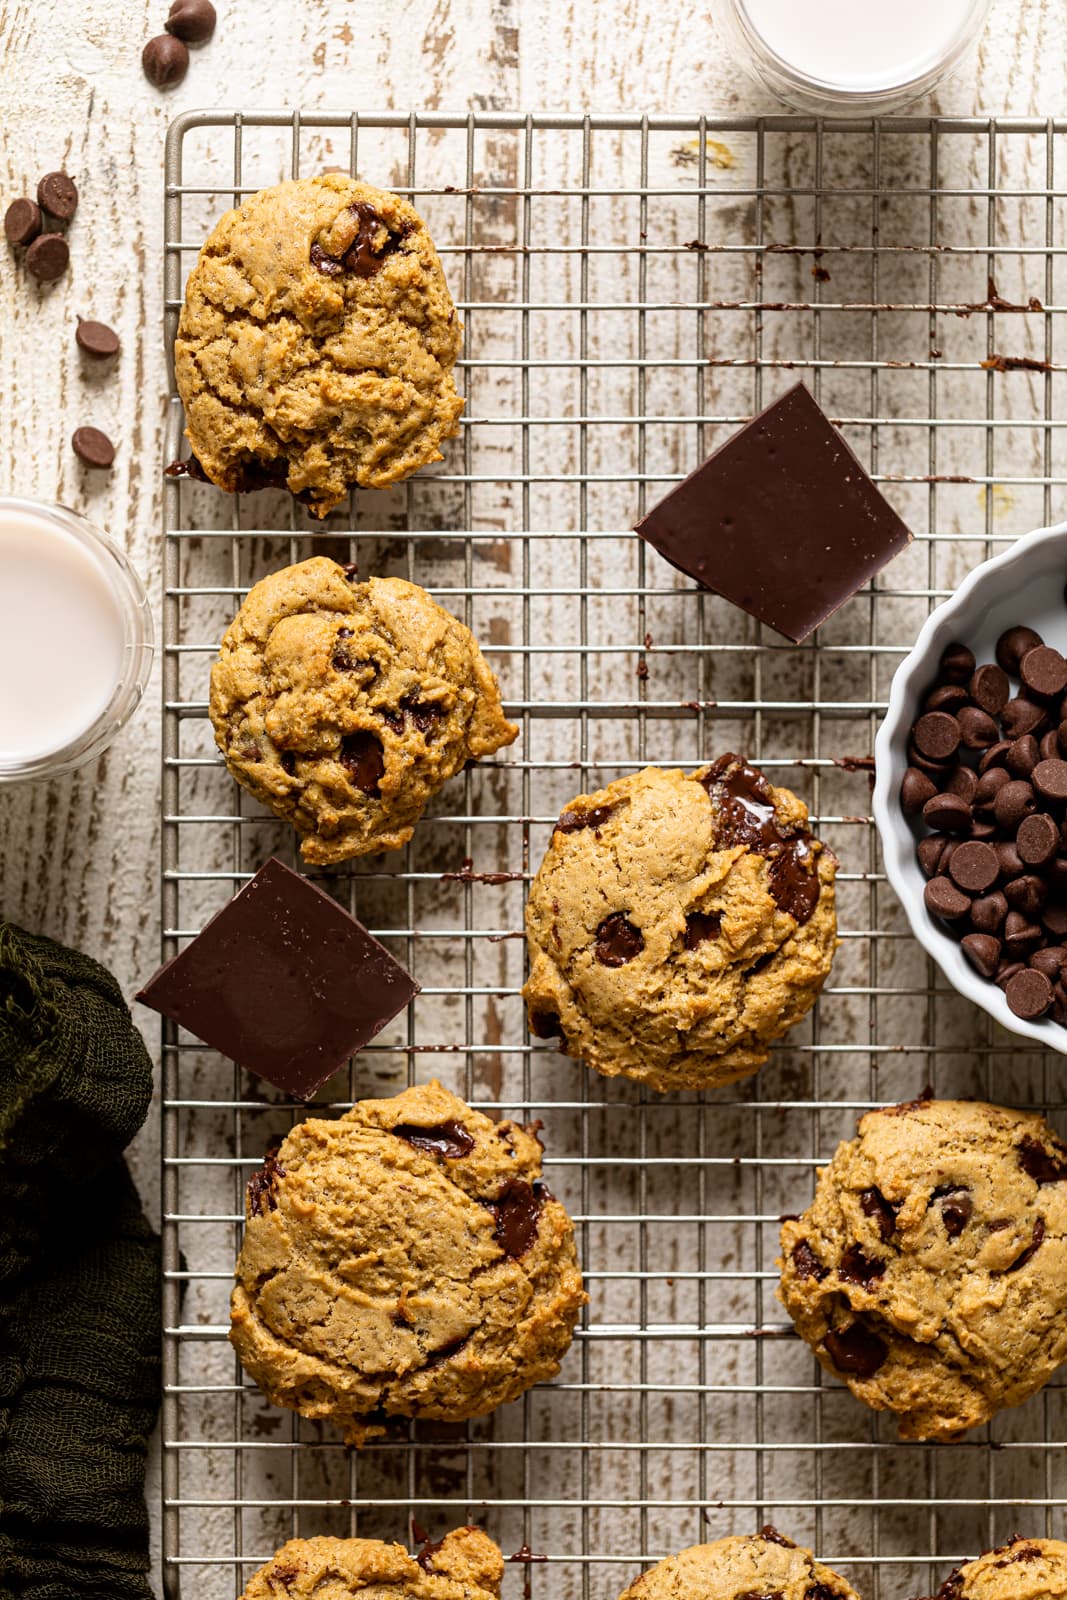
[2,1,1065,1591]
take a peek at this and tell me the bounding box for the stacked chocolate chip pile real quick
[901,624,1067,1022]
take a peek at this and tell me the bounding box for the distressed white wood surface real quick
[1,0,1065,1590]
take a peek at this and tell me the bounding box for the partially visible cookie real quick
[922,1537,1067,1600]
[230,1080,586,1443]
[239,1528,504,1600]
[209,557,517,864]
[175,173,463,515]
[617,1528,859,1600]
[522,757,838,1092]
[779,1097,1067,1440]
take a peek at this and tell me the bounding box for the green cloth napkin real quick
[0,922,161,1600]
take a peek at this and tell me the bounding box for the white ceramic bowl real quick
[873,518,1067,1052]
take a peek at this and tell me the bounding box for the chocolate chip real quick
[1004,874,1047,917]
[684,910,722,948]
[594,913,644,966]
[913,711,961,762]
[36,171,78,221]
[1032,757,1067,802]
[917,835,950,878]
[860,1186,899,1243]
[528,1009,562,1040]
[1047,856,1067,894]
[556,802,620,834]
[1004,911,1044,958]
[995,958,1027,989]
[760,1528,796,1549]
[946,766,978,803]
[1049,980,1067,1024]
[957,704,999,749]
[962,932,1002,978]
[1006,1215,1046,1272]
[310,242,344,276]
[969,817,997,841]
[1030,946,1067,979]
[974,766,1012,810]
[1043,901,1067,938]
[838,1244,885,1284]
[339,730,384,794]
[948,840,999,892]
[993,780,1037,830]
[71,426,115,468]
[491,1177,547,1257]
[75,318,120,358]
[142,32,189,86]
[924,877,972,920]
[165,0,217,41]
[940,640,976,683]
[4,197,42,245]
[393,1120,475,1159]
[1006,966,1053,1018]
[922,792,972,833]
[969,663,1010,715]
[1018,1134,1067,1183]
[907,741,954,778]
[246,1150,286,1216]
[901,767,937,816]
[970,890,1008,932]
[791,1239,827,1280]
[399,695,441,735]
[25,231,69,283]
[824,1321,888,1378]
[996,625,1044,675]
[1021,644,1067,699]
[931,1185,973,1237]
[979,740,1012,773]
[1041,730,1062,761]
[1001,696,1049,738]
[924,683,969,713]
[995,839,1025,878]
[1017,811,1059,867]
[279,751,297,777]
[1006,735,1040,777]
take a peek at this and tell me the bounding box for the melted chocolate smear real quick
[791,1239,827,1281]
[806,1588,840,1600]
[823,1321,888,1378]
[700,753,821,923]
[379,708,404,734]
[392,1120,475,1160]
[887,1085,934,1116]
[736,1592,782,1600]
[340,730,384,795]
[594,912,644,967]
[759,1528,795,1549]
[280,751,297,777]
[838,1244,885,1285]
[310,241,344,276]
[684,909,722,949]
[311,202,413,279]
[231,456,290,492]
[860,1186,899,1244]
[529,1009,563,1040]
[935,1568,966,1600]
[247,1150,286,1217]
[416,1537,446,1573]
[1006,1215,1045,1272]
[931,1185,973,1238]
[491,1178,547,1258]
[508,1546,548,1564]
[422,1333,471,1371]
[556,801,620,834]
[164,455,209,481]
[1018,1134,1067,1184]
[399,694,441,734]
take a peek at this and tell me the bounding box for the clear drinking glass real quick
[0,497,154,782]
[720,0,992,117]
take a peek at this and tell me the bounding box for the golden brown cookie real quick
[616,1528,859,1600]
[921,1537,1067,1600]
[230,1080,586,1443]
[522,756,837,1092]
[175,173,463,515]
[779,1096,1067,1440]
[238,1528,503,1600]
[209,556,517,865]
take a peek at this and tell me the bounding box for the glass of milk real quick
[722,0,991,116]
[0,498,153,782]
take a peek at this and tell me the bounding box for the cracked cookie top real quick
[522,759,838,1092]
[208,556,517,865]
[920,1537,1067,1600]
[175,173,463,515]
[229,1080,586,1444]
[239,1529,504,1600]
[617,1529,860,1600]
[779,1097,1067,1440]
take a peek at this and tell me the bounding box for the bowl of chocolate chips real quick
[874,518,1067,1048]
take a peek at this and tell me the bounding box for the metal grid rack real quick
[161,112,1067,1600]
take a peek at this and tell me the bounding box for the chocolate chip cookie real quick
[239,1528,503,1600]
[230,1080,586,1443]
[921,1536,1067,1600]
[209,557,517,865]
[779,1096,1067,1440]
[617,1528,859,1600]
[175,173,463,515]
[522,757,838,1092]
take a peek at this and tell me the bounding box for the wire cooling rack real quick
[160,112,1067,1600]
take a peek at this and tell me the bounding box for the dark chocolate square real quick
[136,857,418,1099]
[635,381,913,642]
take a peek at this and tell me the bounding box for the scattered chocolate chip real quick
[339,730,384,795]
[36,171,78,221]
[970,889,1008,932]
[1005,965,1053,1018]
[684,910,722,948]
[924,877,972,920]
[1020,644,1067,699]
[555,801,621,834]
[931,1184,972,1237]
[940,641,976,683]
[75,318,120,358]
[1006,734,1040,777]
[913,711,961,762]
[962,932,1002,978]
[901,767,937,816]
[948,840,999,892]
[491,1178,547,1257]
[25,231,69,283]
[838,1243,885,1284]
[823,1321,888,1378]
[1017,811,1059,867]
[791,1239,827,1280]
[969,663,1010,715]
[142,32,189,86]
[1018,1134,1067,1183]
[860,1186,899,1243]
[71,425,115,468]
[922,792,972,833]
[957,704,1000,749]
[165,0,217,41]
[393,1120,475,1159]
[4,197,42,245]
[996,624,1044,675]
[594,912,644,967]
